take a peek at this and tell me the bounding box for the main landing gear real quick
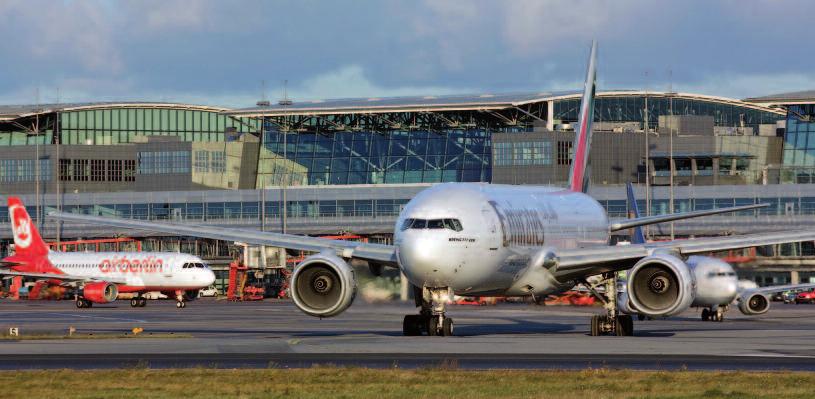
[403,286,454,336]
[75,297,92,308]
[701,305,725,322]
[175,291,187,309]
[585,273,634,336]
[130,295,147,308]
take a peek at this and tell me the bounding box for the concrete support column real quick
[546,101,554,131]
[791,270,800,284]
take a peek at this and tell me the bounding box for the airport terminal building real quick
[1,89,814,289]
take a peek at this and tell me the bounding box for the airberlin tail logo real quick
[9,204,32,249]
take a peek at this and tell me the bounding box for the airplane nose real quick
[203,269,216,286]
[398,232,453,286]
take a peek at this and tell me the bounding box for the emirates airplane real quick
[1,197,215,309]
[52,41,815,336]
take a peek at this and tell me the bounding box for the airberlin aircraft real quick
[53,41,815,337]
[1,197,215,308]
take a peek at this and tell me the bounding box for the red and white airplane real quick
[0,197,215,309]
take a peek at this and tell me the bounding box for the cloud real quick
[680,72,815,100]
[0,0,123,74]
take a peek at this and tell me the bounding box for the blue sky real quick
[0,0,812,107]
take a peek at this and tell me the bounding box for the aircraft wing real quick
[608,203,768,232]
[48,211,398,266]
[743,283,815,296]
[0,270,127,285]
[553,229,815,279]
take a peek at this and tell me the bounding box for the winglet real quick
[568,40,598,193]
[625,183,646,244]
[7,197,49,258]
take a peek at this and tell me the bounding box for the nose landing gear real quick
[175,291,187,309]
[585,273,634,336]
[403,286,454,336]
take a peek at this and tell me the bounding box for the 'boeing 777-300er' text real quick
[51,41,815,336]
[1,197,215,308]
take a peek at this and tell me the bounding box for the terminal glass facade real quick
[258,125,492,186]
[782,104,815,168]
[553,96,784,130]
[57,108,261,145]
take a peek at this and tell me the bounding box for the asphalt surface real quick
[2,298,815,370]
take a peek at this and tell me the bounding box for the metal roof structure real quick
[744,90,815,107]
[226,90,785,117]
[0,102,230,121]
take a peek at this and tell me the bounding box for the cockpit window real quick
[427,219,444,229]
[401,218,463,231]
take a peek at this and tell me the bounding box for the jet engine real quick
[290,253,357,317]
[626,253,695,317]
[738,292,770,315]
[81,282,119,303]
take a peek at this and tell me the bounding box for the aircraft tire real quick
[442,317,454,336]
[76,299,85,308]
[130,298,139,307]
[402,315,421,336]
[590,315,599,336]
[139,298,147,307]
[427,316,439,336]
[701,308,710,321]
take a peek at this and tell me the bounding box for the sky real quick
[0,0,812,107]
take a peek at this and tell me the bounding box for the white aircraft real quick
[619,183,815,322]
[1,197,215,309]
[51,41,815,336]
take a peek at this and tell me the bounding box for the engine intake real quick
[738,293,770,315]
[627,253,694,317]
[290,253,357,317]
[81,282,118,304]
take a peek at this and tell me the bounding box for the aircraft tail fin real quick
[567,40,598,193]
[625,183,646,244]
[7,197,49,259]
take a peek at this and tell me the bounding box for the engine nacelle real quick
[290,253,357,317]
[627,253,695,317]
[738,292,771,315]
[81,282,119,304]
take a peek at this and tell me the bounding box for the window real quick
[90,160,106,181]
[138,151,191,175]
[211,151,226,173]
[194,150,209,172]
[557,141,573,165]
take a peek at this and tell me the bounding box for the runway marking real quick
[41,313,148,323]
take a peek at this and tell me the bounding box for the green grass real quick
[0,368,812,398]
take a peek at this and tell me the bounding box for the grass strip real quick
[0,367,811,398]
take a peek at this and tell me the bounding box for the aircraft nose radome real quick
[398,233,453,286]
[204,270,216,286]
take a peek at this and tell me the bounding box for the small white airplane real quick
[51,41,815,336]
[1,197,215,308]
[619,183,815,322]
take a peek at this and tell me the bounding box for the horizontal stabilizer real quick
[609,203,768,232]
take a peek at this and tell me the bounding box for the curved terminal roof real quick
[744,90,815,107]
[226,90,785,117]
[0,102,230,121]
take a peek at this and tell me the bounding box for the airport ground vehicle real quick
[199,286,219,297]
[53,41,815,337]
[0,198,215,308]
[796,290,815,304]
